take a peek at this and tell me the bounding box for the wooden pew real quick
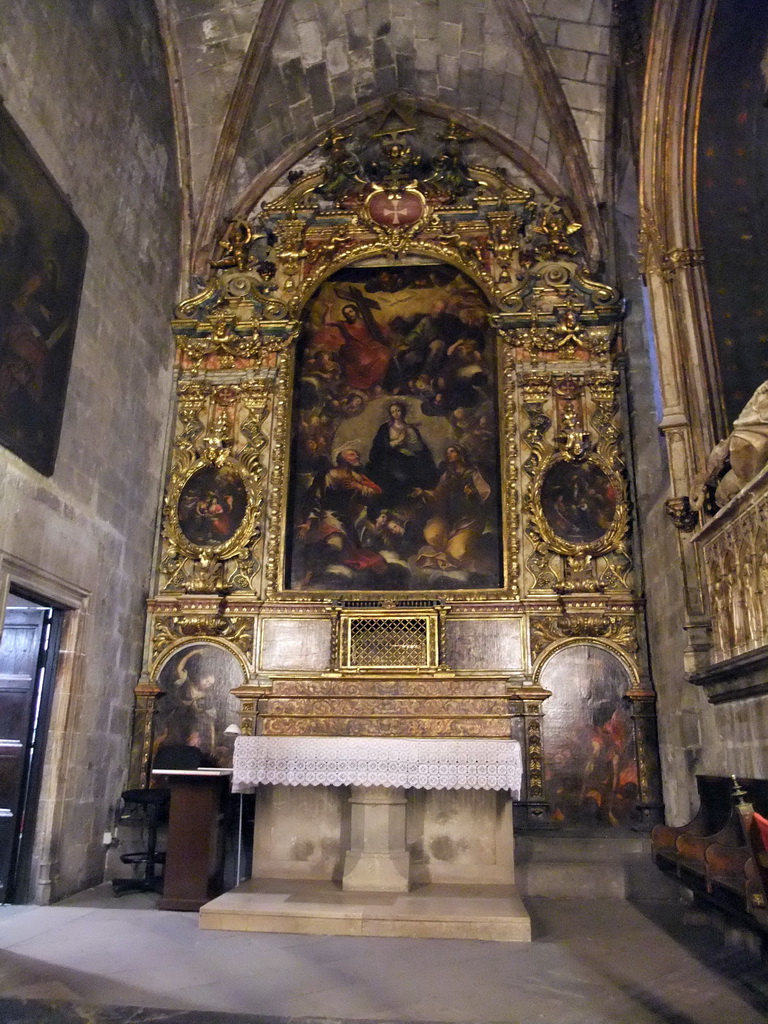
[651,775,768,930]
[651,775,734,873]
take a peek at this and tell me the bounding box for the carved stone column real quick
[342,786,410,892]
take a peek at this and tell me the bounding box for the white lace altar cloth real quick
[233,736,522,796]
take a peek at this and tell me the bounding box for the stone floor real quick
[0,887,767,1023]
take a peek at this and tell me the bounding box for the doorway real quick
[0,590,62,903]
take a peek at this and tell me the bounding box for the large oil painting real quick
[153,643,243,768]
[540,644,639,827]
[287,264,501,591]
[0,104,88,476]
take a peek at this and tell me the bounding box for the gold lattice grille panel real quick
[342,614,438,669]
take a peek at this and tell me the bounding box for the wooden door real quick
[0,606,49,902]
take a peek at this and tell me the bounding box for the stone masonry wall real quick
[527,0,612,198]
[0,0,180,899]
[226,0,572,210]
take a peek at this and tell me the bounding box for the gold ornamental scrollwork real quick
[162,392,270,593]
[164,450,261,563]
[512,305,613,360]
[151,614,255,663]
[529,614,637,660]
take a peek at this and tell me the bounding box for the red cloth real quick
[753,810,768,852]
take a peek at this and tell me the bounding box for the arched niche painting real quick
[177,464,248,548]
[286,263,502,591]
[539,644,639,827]
[152,643,243,768]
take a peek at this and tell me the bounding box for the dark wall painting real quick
[178,465,248,548]
[540,644,639,827]
[153,643,243,768]
[287,264,501,591]
[0,104,87,476]
[540,459,618,547]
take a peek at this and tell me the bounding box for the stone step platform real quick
[514,833,680,899]
[199,878,531,941]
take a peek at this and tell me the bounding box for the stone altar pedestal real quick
[342,785,409,892]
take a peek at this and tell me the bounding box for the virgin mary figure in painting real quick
[366,400,438,511]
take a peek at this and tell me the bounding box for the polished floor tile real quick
[0,889,766,1024]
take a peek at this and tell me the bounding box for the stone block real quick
[330,69,355,113]
[396,51,416,89]
[414,38,438,72]
[296,18,323,64]
[438,54,459,90]
[291,0,319,25]
[390,16,415,52]
[550,46,590,80]
[562,78,606,113]
[271,15,301,60]
[544,0,593,22]
[374,64,397,93]
[416,70,438,95]
[557,20,611,55]
[231,3,263,35]
[484,39,508,73]
[373,34,392,67]
[290,97,315,137]
[437,20,461,55]
[587,51,610,84]
[306,61,333,116]
[533,15,558,46]
[326,36,350,76]
[280,56,308,105]
[590,0,613,27]
[458,67,482,113]
[574,108,604,141]
[462,8,484,53]
[346,6,368,49]
[437,0,463,23]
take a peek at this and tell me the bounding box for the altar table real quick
[233,737,522,891]
[232,736,522,794]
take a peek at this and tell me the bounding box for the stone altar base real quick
[199,878,531,942]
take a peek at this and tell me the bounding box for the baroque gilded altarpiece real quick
[130,115,662,829]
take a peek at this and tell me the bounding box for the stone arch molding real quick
[638,0,720,671]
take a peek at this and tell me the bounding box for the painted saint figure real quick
[411,444,492,570]
[296,447,387,584]
[312,301,390,391]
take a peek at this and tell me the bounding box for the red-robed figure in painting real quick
[312,288,390,391]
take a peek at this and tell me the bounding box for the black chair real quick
[112,745,203,896]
